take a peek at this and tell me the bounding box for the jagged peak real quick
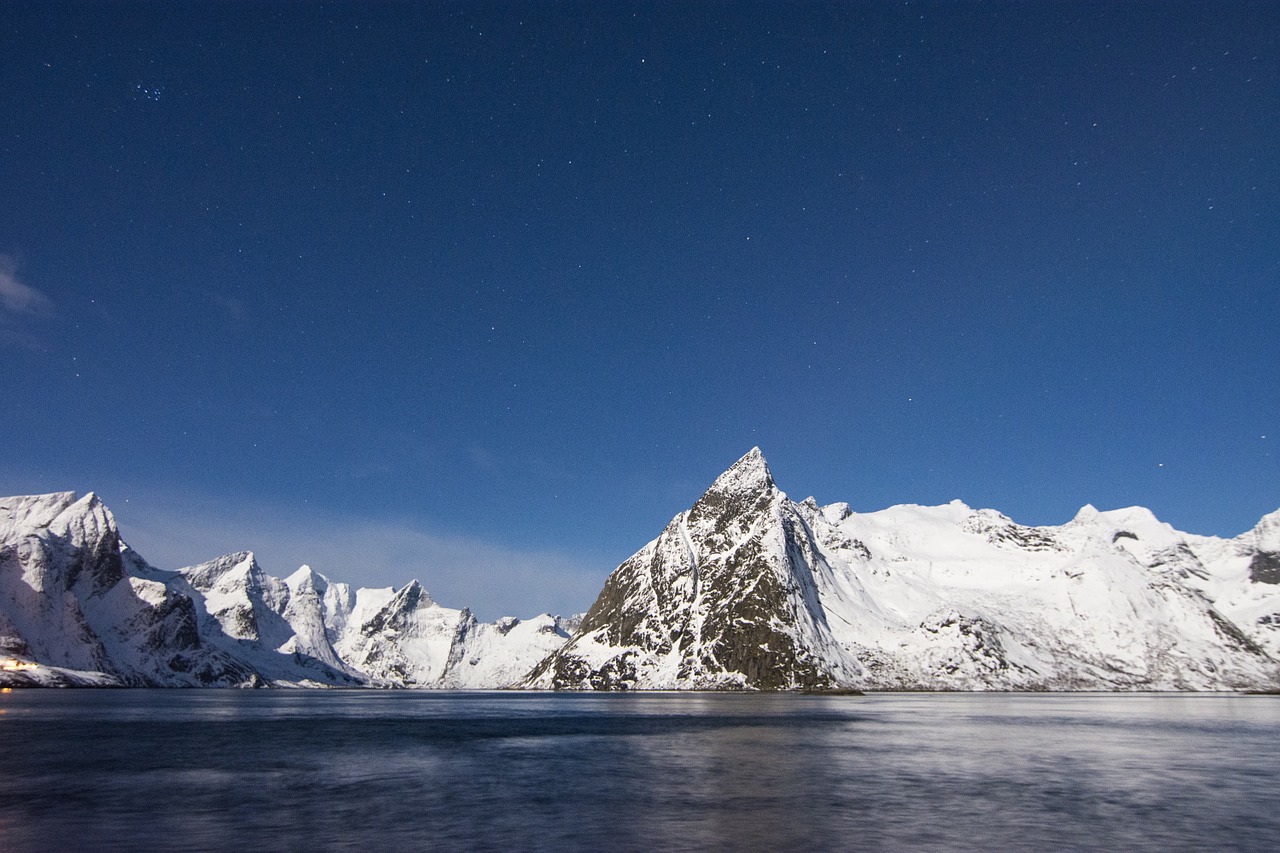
[738,445,768,469]
[684,448,783,533]
[225,550,257,568]
[706,447,777,497]
[71,490,111,519]
[46,491,118,544]
[185,549,256,567]
[180,550,259,588]
[390,579,433,610]
[286,564,328,594]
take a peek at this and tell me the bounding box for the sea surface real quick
[1,690,1276,852]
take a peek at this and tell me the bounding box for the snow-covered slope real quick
[528,449,1280,691]
[334,579,575,688]
[0,492,574,688]
[5,456,1278,691]
[0,492,260,686]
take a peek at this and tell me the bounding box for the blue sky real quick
[2,2,1277,620]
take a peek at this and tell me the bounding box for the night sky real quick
[3,2,1277,619]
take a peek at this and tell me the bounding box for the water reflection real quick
[0,691,1276,851]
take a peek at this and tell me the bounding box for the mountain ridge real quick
[0,490,573,687]
[3,449,1278,690]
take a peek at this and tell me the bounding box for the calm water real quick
[1,690,1276,852]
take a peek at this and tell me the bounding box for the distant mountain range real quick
[4,449,1278,690]
[0,492,573,687]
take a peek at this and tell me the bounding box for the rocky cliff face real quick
[525,449,857,689]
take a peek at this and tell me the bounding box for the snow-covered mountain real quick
[0,491,573,687]
[527,448,1280,691]
[0,492,261,686]
[525,448,857,690]
[330,578,576,688]
[5,452,1279,690]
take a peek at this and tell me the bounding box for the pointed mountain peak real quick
[391,579,433,611]
[47,491,119,545]
[359,580,435,638]
[737,445,768,470]
[684,448,785,550]
[180,550,259,589]
[706,447,776,497]
[1072,504,1100,522]
[64,491,109,520]
[286,564,328,595]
